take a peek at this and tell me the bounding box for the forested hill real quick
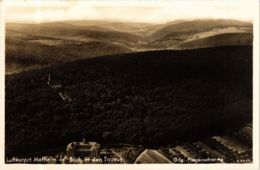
[6,19,252,74]
[6,46,252,156]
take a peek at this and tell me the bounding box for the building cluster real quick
[160,123,252,163]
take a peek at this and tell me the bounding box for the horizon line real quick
[5,18,253,25]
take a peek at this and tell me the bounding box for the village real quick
[8,123,251,164]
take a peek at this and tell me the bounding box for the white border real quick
[0,0,259,170]
[252,0,260,168]
[0,0,6,168]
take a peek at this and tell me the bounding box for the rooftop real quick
[67,141,100,152]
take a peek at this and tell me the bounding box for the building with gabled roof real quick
[66,139,100,158]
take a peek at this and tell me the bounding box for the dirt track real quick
[134,149,172,163]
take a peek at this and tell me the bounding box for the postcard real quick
[0,0,259,170]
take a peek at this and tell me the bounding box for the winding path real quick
[134,149,172,163]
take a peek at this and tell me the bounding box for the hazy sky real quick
[5,0,256,23]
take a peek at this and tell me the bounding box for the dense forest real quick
[5,46,252,156]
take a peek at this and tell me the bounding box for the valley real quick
[6,19,253,74]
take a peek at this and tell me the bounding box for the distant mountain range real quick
[6,19,253,74]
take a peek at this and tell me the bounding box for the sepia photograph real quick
[1,0,259,169]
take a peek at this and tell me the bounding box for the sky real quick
[5,0,257,23]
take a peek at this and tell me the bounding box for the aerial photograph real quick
[5,0,254,164]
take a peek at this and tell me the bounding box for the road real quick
[134,149,172,163]
[111,150,126,163]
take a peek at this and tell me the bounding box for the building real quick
[66,139,101,158]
